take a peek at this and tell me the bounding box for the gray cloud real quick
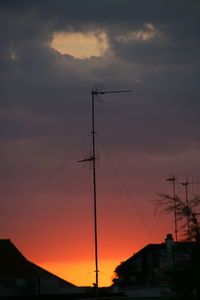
[0,0,200,251]
[0,1,199,147]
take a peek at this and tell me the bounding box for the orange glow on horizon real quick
[40,259,122,287]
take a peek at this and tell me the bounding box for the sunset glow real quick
[1,0,200,291]
[40,259,122,287]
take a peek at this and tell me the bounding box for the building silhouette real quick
[112,234,199,298]
[0,239,75,296]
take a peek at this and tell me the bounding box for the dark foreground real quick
[0,295,196,300]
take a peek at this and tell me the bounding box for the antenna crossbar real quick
[92,89,131,95]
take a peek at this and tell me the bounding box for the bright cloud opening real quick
[51,31,109,59]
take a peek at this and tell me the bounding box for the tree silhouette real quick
[153,194,200,242]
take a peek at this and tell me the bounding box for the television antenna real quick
[180,177,200,241]
[78,85,131,297]
[166,176,178,241]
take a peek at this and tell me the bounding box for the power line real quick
[96,134,154,243]
[0,134,90,232]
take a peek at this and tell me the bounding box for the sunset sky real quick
[0,0,200,287]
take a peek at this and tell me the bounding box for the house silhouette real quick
[112,234,199,298]
[0,239,75,296]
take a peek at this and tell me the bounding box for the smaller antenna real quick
[180,176,200,241]
[166,176,178,241]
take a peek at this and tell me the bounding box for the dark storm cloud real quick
[1,0,198,23]
[0,0,199,156]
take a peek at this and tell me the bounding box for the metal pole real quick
[167,176,178,241]
[91,91,99,297]
[184,182,190,241]
[172,178,178,242]
[179,179,200,241]
[88,87,131,296]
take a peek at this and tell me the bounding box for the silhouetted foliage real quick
[153,194,200,242]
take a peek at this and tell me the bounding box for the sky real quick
[0,0,200,287]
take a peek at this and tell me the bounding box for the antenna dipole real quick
[92,89,132,95]
[90,87,131,297]
[166,176,178,241]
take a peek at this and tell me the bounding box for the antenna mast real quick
[166,176,178,241]
[89,87,131,297]
[180,177,200,241]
